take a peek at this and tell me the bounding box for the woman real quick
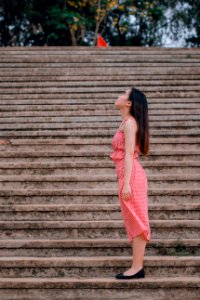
[110,87,151,279]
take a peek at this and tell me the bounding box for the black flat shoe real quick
[115,268,145,279]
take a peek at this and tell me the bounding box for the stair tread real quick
[0,219,199,227]
[0,46,199,296]
[0,203,199,211]
[0,255,199,261]
[0,238,199,247]
[0,276,199,288]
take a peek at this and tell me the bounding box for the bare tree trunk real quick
[69,27,77,46]
[93,0,109,45]
[93,0,101,45]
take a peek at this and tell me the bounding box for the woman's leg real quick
[131,233,147,268]
[123,233,147,275]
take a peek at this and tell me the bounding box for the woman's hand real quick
[122,183,132,201]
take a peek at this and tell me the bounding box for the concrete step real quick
[1,85,200,94]
[1,92,200,100]
[1,120,200,131]
[0,136,198,145]
[1,55,200,62]
[1,104,199,112]
[0,112,200,120]
[0,203,199,221]
[1,80,200,89]
[0,220,199,239]
[1,54,200,61]
[0,238,199,257]
[0,106,199,115]
[2,75,200,82]
[1,141,200,151]
[0,161,199,176]
[0,188,199,205]
[1,115,199,124]
[0,156,165,164]
[1,98,200,106]
[0,276,199,299]
[1,47,199,52]
[0,150,199,162]
[1,130,200,140]
[0,174,199,189]
[1,140,199,149]
[1,67,200,77]
[1,60,200,68]
[1,54,200,65]
[0,194,199,207]
[1,76,200,84]
[0,195,199,207]
[0,256,199,278]
[1,107,200,117]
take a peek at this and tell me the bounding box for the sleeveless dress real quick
[110,116,151,243]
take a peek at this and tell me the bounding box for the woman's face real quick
[115,89,131,109]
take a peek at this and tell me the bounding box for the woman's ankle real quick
[131,265,143,270]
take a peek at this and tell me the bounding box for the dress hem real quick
[128,229,151,244]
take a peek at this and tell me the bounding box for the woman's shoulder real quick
[120,116,137,132]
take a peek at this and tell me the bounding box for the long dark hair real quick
[128,87,150,156]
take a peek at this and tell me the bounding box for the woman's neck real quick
[121,112,132,121]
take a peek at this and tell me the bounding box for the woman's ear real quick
[126,100,132,107]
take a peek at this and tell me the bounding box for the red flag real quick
[97,34,108,47]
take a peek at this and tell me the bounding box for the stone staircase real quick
[0,46,199,299]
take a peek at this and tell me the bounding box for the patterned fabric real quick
[110,117,151,243]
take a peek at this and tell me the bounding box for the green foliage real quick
[0,0,199,47]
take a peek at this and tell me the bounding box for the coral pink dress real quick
[110,117,151,243]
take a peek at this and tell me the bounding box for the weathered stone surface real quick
[0,277,199,300]
[0,46,199,298]
[0,238,199,257]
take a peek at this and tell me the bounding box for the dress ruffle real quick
[110,150,138,161]
[120,198,151,242]
[110,129,139,162]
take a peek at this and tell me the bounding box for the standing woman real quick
[110,87,151,279]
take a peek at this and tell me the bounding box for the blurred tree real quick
[162,0,200,47]
[0,0,199,47]
[186,0,200,46]
[45,0,89,45]
[106,0,166,46]
[0,0,28,46]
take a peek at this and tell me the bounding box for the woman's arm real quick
[123,119,137,186]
